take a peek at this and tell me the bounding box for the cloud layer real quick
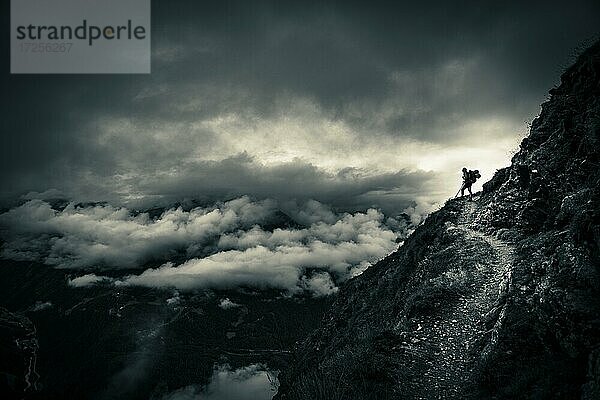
[0,197,416,295]
[119,207,394,294]
[0,197,278,268]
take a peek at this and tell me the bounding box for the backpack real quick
[468,169,481,184]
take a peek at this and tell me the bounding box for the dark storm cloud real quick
[1,0,598,207]
[9,152,437,215]
[131,154,437,212]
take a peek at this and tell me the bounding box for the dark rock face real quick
[0,308,39,398]
[276,42,600,399]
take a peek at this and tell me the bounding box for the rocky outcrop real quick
[0,307,40,398]
[276,41,600,399]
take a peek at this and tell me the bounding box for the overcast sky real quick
[1,0,598,213]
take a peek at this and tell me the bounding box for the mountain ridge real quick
[275,40,600,399]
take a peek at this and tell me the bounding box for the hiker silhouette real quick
[456,167,480,201]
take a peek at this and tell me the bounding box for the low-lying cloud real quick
[162,364,277,400]
[218,298,241,309]
[68,273,108,287]
[120,208,393,294]
[0,196,278,268]
[0,196,424,295]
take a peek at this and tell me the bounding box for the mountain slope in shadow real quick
[275,41,600,400]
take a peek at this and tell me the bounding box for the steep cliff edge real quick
[276,41,600,399]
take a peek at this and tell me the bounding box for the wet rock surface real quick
[276,41,600,399]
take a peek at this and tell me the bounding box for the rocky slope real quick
[275,41,600,399]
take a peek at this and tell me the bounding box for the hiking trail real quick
[408,200,515,399]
